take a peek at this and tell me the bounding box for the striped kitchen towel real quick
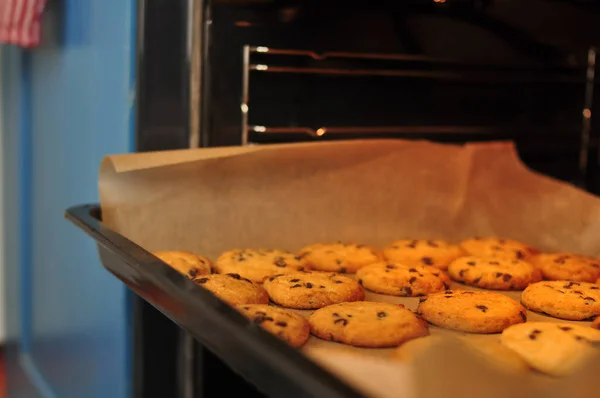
[0,0,47,47]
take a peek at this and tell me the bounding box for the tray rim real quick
[65,203,365,398]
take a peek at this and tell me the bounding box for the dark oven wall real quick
[203,0,600,192]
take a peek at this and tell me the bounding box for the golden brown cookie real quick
[383,239,465,270]
[417,290,527,333]
[521,280,600,321]
[215,249,304,283]
[459,237,538,261]
[592,316,600,330]
[501,322,600,376]
[194,273,269,306]
[262,271,365,309]
[447,256,539,290]
[309,301,429,348]
[355,262,448,296]
[529,253,600,283]
[236,304,310,347]
[298,243,381,273]
[393,335,529,374]
[153,251,212,279]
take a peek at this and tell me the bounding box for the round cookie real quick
[355,262,448,296]
[500,322,600,376]
[298,243,381,273]
[447,256,539,290]
[309,301,429,348]
[194,273,269,306]
[153,251,212,279]
[383,239,465,270]
[460,237,538,261]
[263,271,365,309]
[393,335,529,374]
[417,290,527,333]
[215,249,305,283]
[520,280,600,321]
[529,253,600,283]
[236,304,310,347]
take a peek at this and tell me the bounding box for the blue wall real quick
[2,1,136,397]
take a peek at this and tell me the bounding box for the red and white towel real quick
[0,0,47,48]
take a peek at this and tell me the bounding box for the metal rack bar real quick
[249,125,503,137]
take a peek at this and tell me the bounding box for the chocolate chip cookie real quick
[298,242,381,273]
[448,256,539,290]
[194,273,269,306]
[459,237,538,261]
[236,304,310,347]
[153,250,213,279]
[383,239,465,270]
[501,322,600,376]
[529,253,600,283]
[521,280,600,320]
[263,271,365,309]
[417,290,527,333]
[355,262,449,296]
[215,249,305,283]
[309,301,429,348]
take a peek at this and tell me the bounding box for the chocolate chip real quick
[495,272,503,278]
[339,267,347,273]
[554,256,569,264]
[421,257,433,266]
[427,240,439,248]
[237,257,246,262]
[573,290,584,295]
[387,264,397,270]
[243,306,250,310]
[290,278,300,282]
[584,296,597,302]
[559,326,572,331]
[226,273,242,279]
[503,274,512,282]
[332,313,340,317]
[519,312,527,322]
[419,297,428,303]
[276,321,287,327]
[575,335,590,343]
[462,291,475,294]
[290,284,302,288]
[357,279,363,285]
[409,277,417,283]
[188,269,198,278]
[294,255,302,261]
[356,244,365,248]
[445,295,453,298]
[335,259,342,265]
[459,269,467,277]
[334,318,348,326]
[476,305,488,312]
[516,251,525,260]
[473,277,482,284]
[196,278,209,284]
[305,282,313,289]
[254,316,274,325]
[467,261,476,266]
[407,268,417,273]
[347,314,353,318]
[592,264,600,268]
[274,258,287,268]
[334,280,343,284]
[406,240,417,248]
[445,290,453,294]
[377,312,387,318]
[489,261,500,265]
[402,287,413,296]
[528,333,538,340]
[592,287,599,290]
[255,311,267,316]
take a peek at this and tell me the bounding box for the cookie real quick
[215,249,305,283]
[153,250,212,279]
[194,273,269,306]
[298,243,381,273]
[521,280,600,321]
[262,271,365,309]
[529,253,600,283]
[447,256,539,290]
[460,237,538,261]
[417,290,527,333]
[593,316,600,330]
[236,304,310,347]
[393,336,529,374]
[355,262,449,296]
[309,301,429,348]
[501,322,600,376]
[383,239,465,270]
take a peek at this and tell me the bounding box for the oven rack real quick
[241,46,596,159]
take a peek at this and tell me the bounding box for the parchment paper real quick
[99,139,600,398]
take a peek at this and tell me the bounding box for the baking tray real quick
[65,204,364,398]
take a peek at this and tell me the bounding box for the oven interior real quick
[136,1,600,397]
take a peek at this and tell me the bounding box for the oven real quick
[134,1,600,397]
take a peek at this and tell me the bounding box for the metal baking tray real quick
[65,204,364,398]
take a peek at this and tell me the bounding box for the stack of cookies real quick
[152,238,600,377]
